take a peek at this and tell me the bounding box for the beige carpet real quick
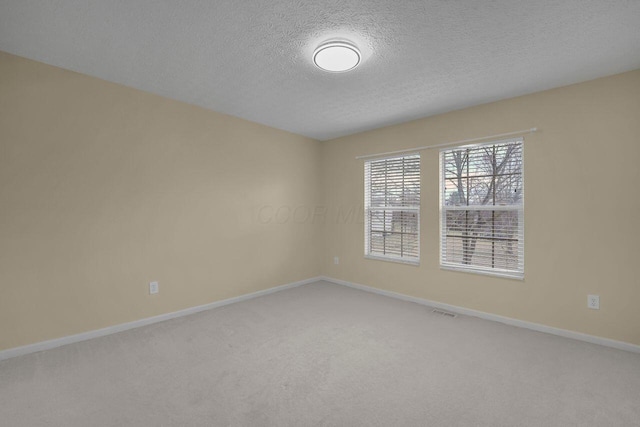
[1,281,639,426]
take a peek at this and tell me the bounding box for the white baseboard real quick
[320,276,640,354]
[0,276,321,361]
[4,275,638,361]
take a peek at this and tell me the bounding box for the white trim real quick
[439,138,525,279]
[319,276,640,354]
[5,275,637,361]
[442,204,521,211]
[360,151,422,163]
[367,206,420,212]
[364,154,421,264]
[0,276,321,361]
[365,254,420,266]
[437,136,524,153]
[355,128,536,160]
[440,264,524,280]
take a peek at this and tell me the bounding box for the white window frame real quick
[439,138,524,279]
[364,154,420,265]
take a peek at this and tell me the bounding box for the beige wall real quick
[320,70,640,345]
[0,51,321,351]
[2,49,639,352]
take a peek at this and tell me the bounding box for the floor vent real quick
[432,309,457,318]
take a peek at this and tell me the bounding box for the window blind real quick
[365,154,420,264]
[440,139,524,278]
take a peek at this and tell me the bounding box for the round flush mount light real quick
[313,41,361,72]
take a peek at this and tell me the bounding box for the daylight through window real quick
[440,138,524,278]
[364,154,420,264]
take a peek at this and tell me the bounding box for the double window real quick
[440,139,524,278]
[364,154,420,264]
[363,138,524,279]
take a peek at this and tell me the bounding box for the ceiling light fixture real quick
[313,41,361,72]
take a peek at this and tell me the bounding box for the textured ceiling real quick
[1,1,639,141]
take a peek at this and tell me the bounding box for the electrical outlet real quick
[149,281,159,295]
[334,256,339,265]
[587,295,599,310]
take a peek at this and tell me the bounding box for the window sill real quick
[365,254,420,266]
[440,264,524,280]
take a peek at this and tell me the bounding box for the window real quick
[365,154,420,264]
[440,138,524,278]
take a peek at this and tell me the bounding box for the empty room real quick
[1,1,639,426]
